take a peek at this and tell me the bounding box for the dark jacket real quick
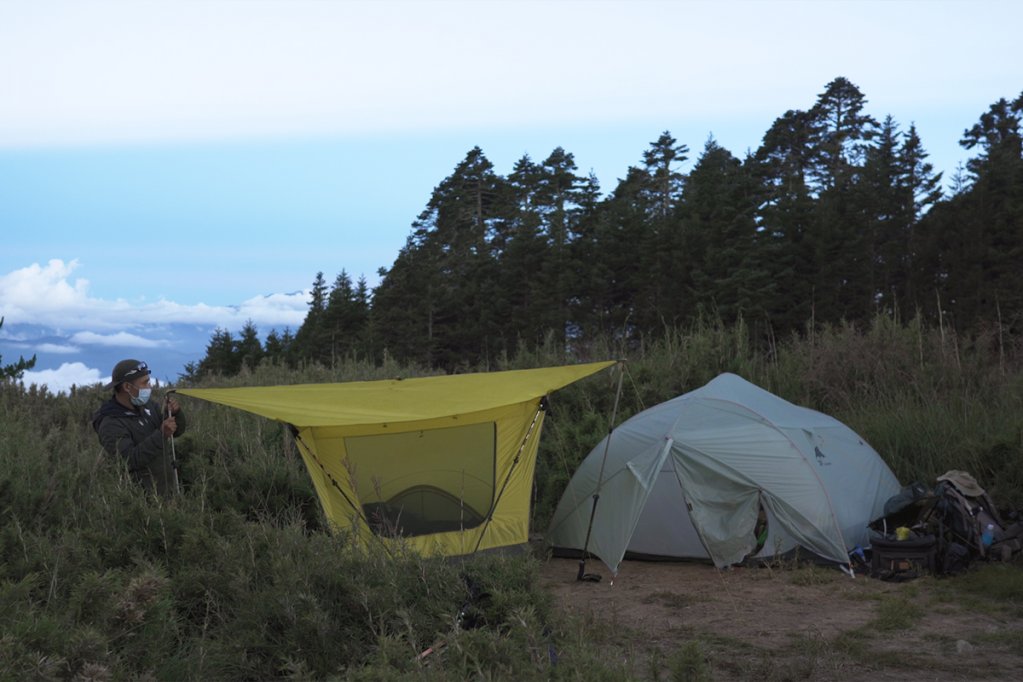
[91,397,186,496]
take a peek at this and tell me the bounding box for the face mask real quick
[130,387,152,406]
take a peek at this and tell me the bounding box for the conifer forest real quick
[189,77,1023,377]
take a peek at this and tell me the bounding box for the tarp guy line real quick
[472,400,545,554]
[291,427,393,556]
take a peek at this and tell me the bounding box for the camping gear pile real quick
[547,373,902,574]
[868,470,1023,580]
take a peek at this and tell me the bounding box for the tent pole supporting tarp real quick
[163,389,181,495]
[471,398,547,555]
[578,362,625,580]
[291,426,394,557]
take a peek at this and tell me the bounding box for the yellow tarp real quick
[178,361,614,556]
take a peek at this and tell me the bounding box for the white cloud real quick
[140,294,308,330]
[36,343,79,354]
[1,259,308,331]
[70,331,167,349]
[236,292,309,327]
[0,259,93,318]
[0,327,28,342]
[20,362,104,395]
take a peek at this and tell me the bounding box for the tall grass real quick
[2,314,1021,679]
[0,381,562,679]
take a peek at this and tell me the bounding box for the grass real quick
[871,594,925,631]
[932,562,1023,617]
[667,641,712,682]
[786,564,843,587]
[642,590,702,609]
[975,628,1023,656]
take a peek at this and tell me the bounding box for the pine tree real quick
[855,115,907,316]
[352,276,372,359]
[263,329,285,365]
[279,328,296,367]
[584,166,655,341]
[566,172,604,341]
[639,132,690,332]
[371,148,507,368]
[292,272,329,365]
[896,123,944,313]
[901,124,944,219]
[261,327,297,366]
[499,154,552,352]
[370,240,439,366]
[928,93,1023,329]
[426,147,506,368]
[807,77,880,324]
[807,77,878,193]
[683,138,767,325]
[196,327,239,377]
[642,131,689,219]
[322,270,371,365]
[535,147,587,347]
[0,317,36,381]
[236,320,263,371]
[753,110,820,335]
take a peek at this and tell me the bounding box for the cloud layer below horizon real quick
[2,259,309,393]
[1,259,308,330]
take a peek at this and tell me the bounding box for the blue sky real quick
[2,0,1020,393]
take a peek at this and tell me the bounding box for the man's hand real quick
[165,396,180,415]
[161,417,177,438]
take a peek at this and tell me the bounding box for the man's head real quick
[105,359,151,392]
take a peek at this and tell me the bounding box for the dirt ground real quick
[538,556,1023,680]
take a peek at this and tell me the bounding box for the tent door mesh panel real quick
[344,422,496,538]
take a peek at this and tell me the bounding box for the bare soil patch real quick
[539,557,1023,680]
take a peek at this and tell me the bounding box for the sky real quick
[1,0,1021,393]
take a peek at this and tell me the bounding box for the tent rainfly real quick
[547,373,901,574]
[177,361,614,557]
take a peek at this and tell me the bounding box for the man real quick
[91,359,186,496]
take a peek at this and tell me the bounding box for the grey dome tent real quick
[547,373,900,574]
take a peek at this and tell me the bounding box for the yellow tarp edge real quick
[177,360,614,427]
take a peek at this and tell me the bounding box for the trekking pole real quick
[164,389,181,495]
[577,361,625,582]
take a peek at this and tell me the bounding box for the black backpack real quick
[926,478,1022,563]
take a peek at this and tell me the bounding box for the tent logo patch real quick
[814,446,831,466]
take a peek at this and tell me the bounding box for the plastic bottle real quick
[981,523,995,548]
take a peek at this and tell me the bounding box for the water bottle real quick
[981,523,995,548]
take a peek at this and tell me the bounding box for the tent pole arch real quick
[577,362,626,581]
